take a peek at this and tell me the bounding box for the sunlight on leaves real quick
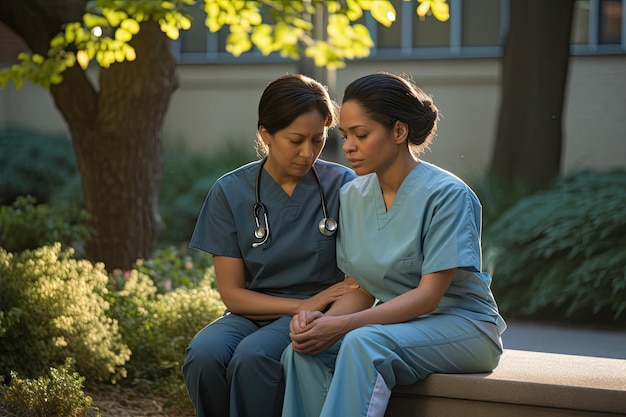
[417,0,450,22]
[76,50,90,69]
[367,0,396,27]
[226,30,252,56]
[0,0,450,90]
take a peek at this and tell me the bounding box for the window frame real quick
[171,0,625,64]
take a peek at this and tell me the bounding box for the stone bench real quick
[385,349,626,417]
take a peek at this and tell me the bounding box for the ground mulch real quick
[0,384,196,417]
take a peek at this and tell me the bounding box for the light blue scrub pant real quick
[281,315,502,417]
[182,313,292,417]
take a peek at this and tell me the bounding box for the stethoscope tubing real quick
[252,157,336,248]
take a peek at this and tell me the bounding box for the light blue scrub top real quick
[337,161,506,338]
[191,159,356,299]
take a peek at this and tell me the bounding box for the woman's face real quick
[261,109,327,184]
[339,100,398,176]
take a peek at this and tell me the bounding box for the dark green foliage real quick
[105,269,225,383]
[158,143,254,246]
[1,129,255,249]
[3,358,100,417]
[487,170,626,324]
[0,127,79,206]
[0,196,92,255]
[466,170,534,238]
[0,244,131,383]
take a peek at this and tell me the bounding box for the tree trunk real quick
[491,0,575,187]
[70,22,178,270]
[0,0,178,270]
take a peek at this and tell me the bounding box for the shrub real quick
[0,244,130,383]
[0,127,79,206]
[106,269,225,383]
[487,170,626,324]
[3,358,100,417]
[466,170,533,239]
[130,245,214,293]
[0,196,92,255]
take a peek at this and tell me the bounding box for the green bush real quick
[106,269,225,383]
[129,245,214,293]
[0,127,79,206]
[0,196,92,255]
[1,132,254,248]
[487,170,626,324]
[0,244,130,383]
[3,358,100,417]
[466,170,533,238]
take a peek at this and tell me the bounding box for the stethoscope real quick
[252,157,337,248]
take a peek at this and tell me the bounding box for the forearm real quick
[324,288,374,316]
[222,288,301,318]
[342,278,451,331]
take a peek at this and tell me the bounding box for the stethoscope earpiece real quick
[252,158,336,248]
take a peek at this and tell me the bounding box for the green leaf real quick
[251,24,274,55]
[83,13,109,28]
[120,18,141,34]
[160,22,180,40]
[13,75,24,90]
[367,0,396,27]
[115,27,133,42]
[225,31,251,56]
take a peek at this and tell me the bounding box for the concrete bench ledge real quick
[386,349,626,417]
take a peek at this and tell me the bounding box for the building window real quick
[172,0,625,64]
[571,0,625,53]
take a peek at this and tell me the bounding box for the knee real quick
[228,340,284,385]
[229,341,265,370]
[342,325,387,349]
[183,335,228,377]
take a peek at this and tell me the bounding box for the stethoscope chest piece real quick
[254,226,266,239]
[252,158,337,248]
[252,200,269,248]
[319,217,337,237]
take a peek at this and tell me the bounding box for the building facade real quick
[1,0,625,178]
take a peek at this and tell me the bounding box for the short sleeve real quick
[421,185,482,275]
[189,181,242,258]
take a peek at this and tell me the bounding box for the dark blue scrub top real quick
[190,159,356,299]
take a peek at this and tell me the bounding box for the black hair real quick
[342,72,439,154]
[256,74,338,154]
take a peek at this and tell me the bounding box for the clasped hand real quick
[289,310,349,354]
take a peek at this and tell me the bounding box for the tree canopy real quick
[0,0,449,89]
[0,0,449,269]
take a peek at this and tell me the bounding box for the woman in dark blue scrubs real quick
[182,74,357,417]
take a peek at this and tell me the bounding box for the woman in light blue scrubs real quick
[182,74,357,417]
[281,72,506,417]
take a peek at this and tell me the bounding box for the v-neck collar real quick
[260,166,315,212]
[373,164,423,229]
